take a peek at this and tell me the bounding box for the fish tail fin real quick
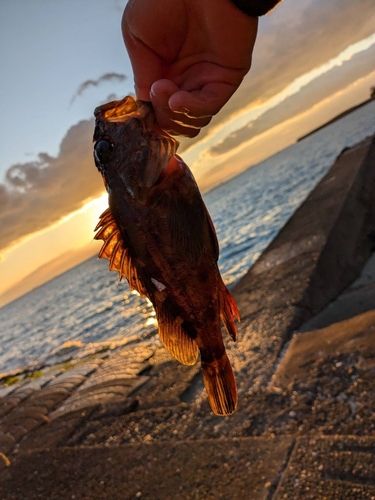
[201,352,237,416]
[219,280,240,341]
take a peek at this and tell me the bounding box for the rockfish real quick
[93,96,239,415]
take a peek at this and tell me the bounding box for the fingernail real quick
[150,84,159,98]
[150,89,170,102]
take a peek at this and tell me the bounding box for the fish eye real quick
[94,140,114,164]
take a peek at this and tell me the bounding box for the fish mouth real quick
[94,96,152,123]
[94,96,179,147]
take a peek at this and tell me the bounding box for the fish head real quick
[93,96,179,202]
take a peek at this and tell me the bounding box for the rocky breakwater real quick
[0,134,374,500]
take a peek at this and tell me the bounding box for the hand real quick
[122,0,258,137]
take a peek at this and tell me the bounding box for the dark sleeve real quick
[231,0,283,16]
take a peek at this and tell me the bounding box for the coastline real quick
[1,133,375,499]
[297,97,374,142]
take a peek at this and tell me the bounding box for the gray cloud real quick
[70,72,127,104]
[209,44,375,157]
[179,0,375,153]
[0,119,105,252]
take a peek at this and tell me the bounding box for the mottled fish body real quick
[93,96,239,415]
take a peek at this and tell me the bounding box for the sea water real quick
[1,101,374,374]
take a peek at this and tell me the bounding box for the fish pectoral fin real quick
[219,280,240,341]
[156,310,199,366]
[94,208,147,296]
[201,352,238,416]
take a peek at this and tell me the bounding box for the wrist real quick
[230,0,283,17]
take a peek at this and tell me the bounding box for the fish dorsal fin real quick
[219,280,240,342]
[94,208,147,296]
[156,307,199,366]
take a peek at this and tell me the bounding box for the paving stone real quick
[274,436,375,499]
[0,437,293,500]
[0,380,85,455]
[3,387,35,402]
[49,376,149,420]
[0,388,37,418]
[10,371,64,394]
[0,401,17,419]
[76,377,148,397]
[76,359,150,393]
[26,387,71,408]
[17,409,95,453]
[0,385,19,399]
[0,410,50,446]
[1,358,147,458]
[47,362,102,385]
[0,425,28,445]
[0,434,16,455]
[47,375,88,392]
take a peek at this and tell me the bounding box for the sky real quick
[0,0,375,306]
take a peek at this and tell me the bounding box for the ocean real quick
[1,100,375,375]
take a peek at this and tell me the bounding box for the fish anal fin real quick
[219,280,240,342]
[157,313,199,366]
[201,353,238,416]
[94,207,147,296]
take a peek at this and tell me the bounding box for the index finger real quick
[122,13,163,101]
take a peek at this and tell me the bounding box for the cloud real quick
[70,72,127,104]
[2,0,374,254]
[0,119,105,252]
[208,43,375,157]
[178,0,375,154]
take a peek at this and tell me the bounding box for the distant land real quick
[0,243,100,309]
[297,97,374,142]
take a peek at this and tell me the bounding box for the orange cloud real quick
[0,119,104,252]
[208,43,375,158]
[178,0,375,154]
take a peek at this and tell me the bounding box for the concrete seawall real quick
[234,134,375,330]
[1,134,375,499]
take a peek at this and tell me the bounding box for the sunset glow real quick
[1,0,374,306]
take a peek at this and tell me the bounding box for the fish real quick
[93,96,240,416]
